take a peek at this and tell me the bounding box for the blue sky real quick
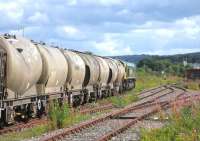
[0,0,200,56]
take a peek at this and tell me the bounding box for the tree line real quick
[137,58,191,76]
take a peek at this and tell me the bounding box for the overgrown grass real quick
[0,125,48,141]
[141,103,200,141]
[183,81,200,90]
[110,93,138,108]
[135,69,182,93]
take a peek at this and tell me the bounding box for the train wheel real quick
[0,112,5,128]
[0,121,4,128]
[91,92,97,102]
[97,90,102,99]
[37,99,45,118]
[85,92,90,103]
[80,94,84,105]
[68,93,73,107]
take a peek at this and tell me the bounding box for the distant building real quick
[188,63,200,69]
[186,69,200,80]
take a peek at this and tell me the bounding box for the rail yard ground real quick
[0,70,199,141]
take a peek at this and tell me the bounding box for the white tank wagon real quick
[77,52,100,102]
[105,58,118,84]
[114,60,126,93]
[94,56,110,98]
[0,35,42,97]
[63,50,86,105]
[104,58,118,95]
[36,44,68,95]
[0,34,43,124]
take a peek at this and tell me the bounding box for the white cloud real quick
[0,0,200,56]
[130,15,200,47]
[117,9,130,15]
[28,12,49,24]
[93,34,133,56]
[175,16,200,39]
[155,29,175,38]
[63,26,79,35]
[55,25,86,40]
[97,0,125,6]
[79,0,125,6]
[0,0,26,21]
[67,0,77,6]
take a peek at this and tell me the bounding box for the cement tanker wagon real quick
[0,34,42,124]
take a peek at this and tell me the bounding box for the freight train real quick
[0,34,136,127]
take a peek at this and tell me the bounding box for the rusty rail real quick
[0,103,114,135]
[40,85,184,141]
[97,93,200,141]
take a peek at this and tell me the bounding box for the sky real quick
[0,0,200,56]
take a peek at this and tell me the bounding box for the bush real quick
[48,100,70,130]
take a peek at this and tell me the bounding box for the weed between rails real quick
[48,100,93,130]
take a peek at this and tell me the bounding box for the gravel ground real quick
[110,119,166,141]
[110,88,186,141]
[61,119,131,141]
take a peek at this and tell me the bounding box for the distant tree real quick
[137,58,190,76]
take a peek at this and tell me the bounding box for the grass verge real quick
[183,81,200,90]
[141,103,200,141]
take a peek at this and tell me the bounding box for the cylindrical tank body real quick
[115,60,125,83]
[105,58,118,84]
[36,44,68,90]
[77,52,100,87]
[0,35,42,95]
[63,50,85,90]
[94,56,109,87]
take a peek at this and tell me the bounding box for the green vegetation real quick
[137,58,191,76]
[183,81,200,90]
[141,104,200,141]
[114,52,200,64]
[48,100,70,129]
[0,125,48,141]
[110,93,138,108]
[134,68,181,92]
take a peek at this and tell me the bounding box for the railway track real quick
[38,85,195,141]
[0,85,170,136]
[0,118,47,135]
[0,103,114,135]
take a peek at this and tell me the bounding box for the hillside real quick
[112,52,200,64]
[111,55,150,64]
